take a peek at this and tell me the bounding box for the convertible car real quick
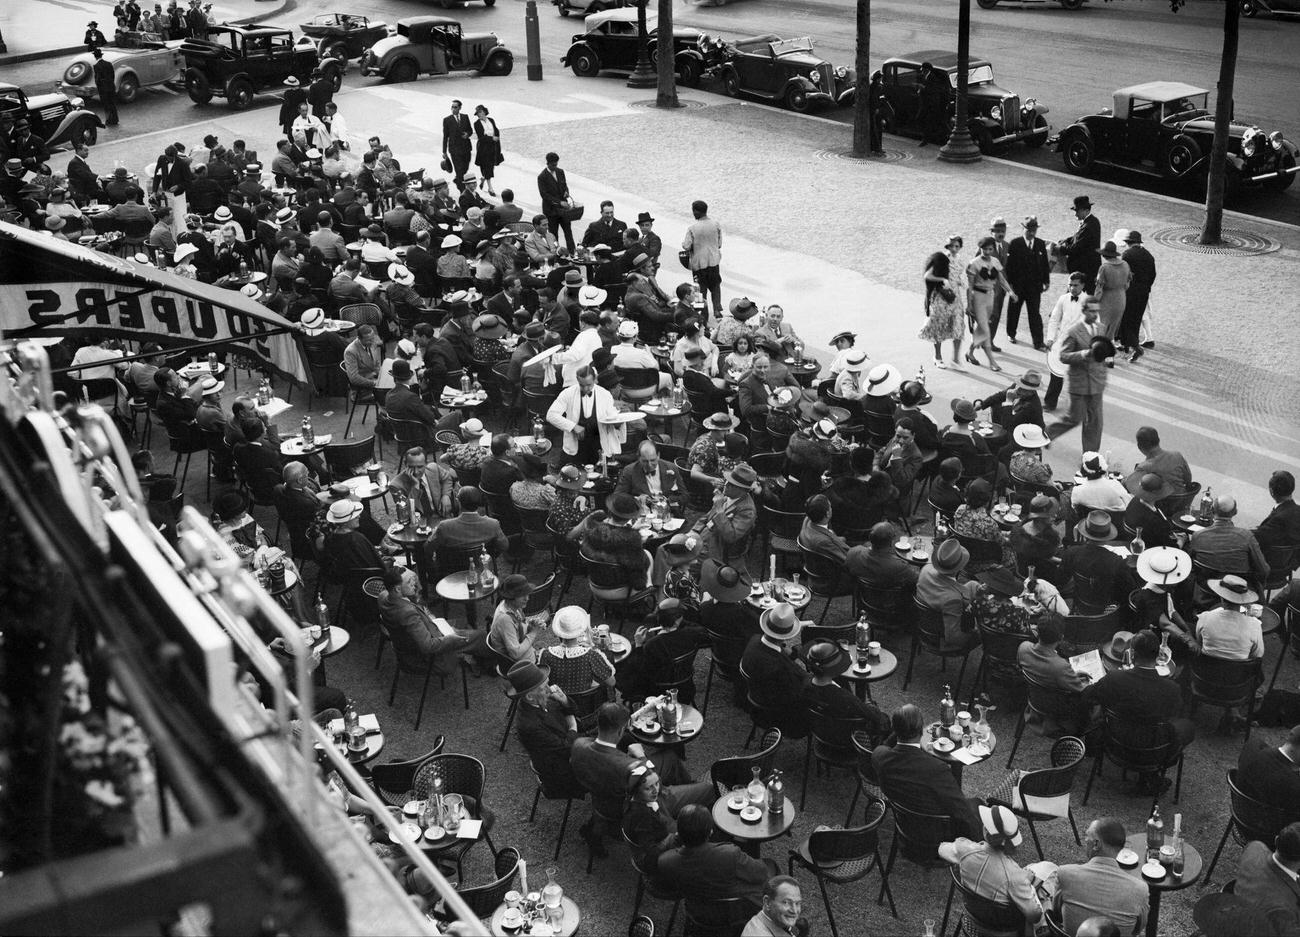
[59,39,184,104]
[299,14,390,62]
[712,35,855,112]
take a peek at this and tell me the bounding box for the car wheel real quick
[677,56,701,88]
[1160,133,1202,179]
[1061,132,1094,175]
[484,0,497,6]
[325,41,349,62]
[971,123,994,154]
[72,119,97,146]
[185,67,213,105]
[784,85,809,113]
[117,73,140,104]
[483,51,513,76]
[1025,113,1049,148]
[559,4,571,15]
[1058,0,1084,8]
[977,0,999,8]
[226,78,254,110]
[569,48,599,78]
[1239,0,1260,16]
[1273,153,1297,190]
[722,69,740,97]
[388,58,418,83]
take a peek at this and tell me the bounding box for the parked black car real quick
[0,83,102,149]
[878,51,1049,152]
[1055,81,1297,195]
[182,26,342,110]
[1240,0,1300,18]
[562,9,724,87]
[712,34,854,112]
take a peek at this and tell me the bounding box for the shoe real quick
[1141,341,1155,349]
[934,359,948,370]
[948,361,967,371]
[990,344,1003,352]
[1043,400,1057,411]
[989,363,1003,373]
[1007,336,1018,344]
[965,353,979,365]
[1033,344,1050,352]
[1129,349,1144,363]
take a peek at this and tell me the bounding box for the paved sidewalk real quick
[0,0,290,65]
[57,68,1300,521]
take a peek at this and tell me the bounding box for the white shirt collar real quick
[1274,854,1300,883]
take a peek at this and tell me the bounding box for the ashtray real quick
[402,800,424,819]
[759,597,777,608]
[968,742,991,758]
[932,737,955,753]
[1141,862,1167,881]
[640,720,661,735]
[1116,848,1140,868]
[740,805,763,824]
[424,825,447,842]
[726,794,747,812]
[1180,514,1197,523]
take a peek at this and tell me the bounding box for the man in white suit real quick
[547,366,626,463]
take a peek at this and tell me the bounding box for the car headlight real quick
[65,62,90,84]
[990,105,1002,122]
[71,97,85,107]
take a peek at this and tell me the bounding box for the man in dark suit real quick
[66,143,102,204]
[740,603,811,737]
[1060,511,1136,610]
[389,446,457,520]
[581,200,627,249]
[536,151,575,251]
[1082,631,1196,750]
[845,522,919,590]
[1124,474,1176,549]
[441,99,473,185]
[480,435,522,495]
[91,49,119,127]
[614,441,687,515]
[1257,470,1300,551]
[976,369,1046,434]
[985,217,1011,349]
[699,463,758,573]
[231,418,283,494]
[657,806,771,907]
[1046,299,1109,453]
[403,230,439,297]
[278,76,308,135]
[485,277,524,324]
[152,367,203,427]
[1060,195,1102,292]
[381,360,439,430]
[275,462,324,559]
[1234,825,1300,936]
[1118,230,1157,359]
[1237,724,1300,810]
[1004,215,1052,349]
[872,704,982,839]
[429,486,509,563]
[376,566,488,673]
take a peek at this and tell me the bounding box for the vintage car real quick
[1240,0,1300,17]
[0,82,102,148]
[713,35,855,112]
[878,51,1049,152]
[299,14,390,62]
[976,0,1086,8]
[181,26,342,110]
[59,39,184,104]
[554,0,629,18]
[361,17,513,82]
[1055,82,1297,194]
[562,9,726,87]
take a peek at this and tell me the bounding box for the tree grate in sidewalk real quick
[1150,226,1280,256]
[628,99,708,110]
[815,148,913,164]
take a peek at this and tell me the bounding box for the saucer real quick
[910,550,930,561]
[759,597,777,608]
[402,800,424,818]
[424,825,447,842]
[853,662,872,674]
[932,737,955,753]
[389,822,423,844]
[739,805,763,824]
[1116,848,1140,868]
[968,742,991,758]
[640,721,661,735]
[726,794,747,812]
[1141,862,1167,881]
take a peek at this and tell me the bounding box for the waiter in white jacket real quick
[547,366,626,463]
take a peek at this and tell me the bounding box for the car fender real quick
[783,74,818,96]
[561,41,593,66]
[117,67,141,89]
[47,109,104,147]
[1030,102,1050,117]
[223,71,253,92]
[676,48,704,65]
[1053,122,1090,151]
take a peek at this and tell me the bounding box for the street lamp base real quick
[938,129,982,164]
[626,61,657,88]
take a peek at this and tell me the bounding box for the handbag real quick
[678,248,691,270]
[561,198,584,222]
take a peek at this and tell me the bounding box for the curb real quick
[0,0,293,68]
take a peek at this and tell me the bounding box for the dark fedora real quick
[723,462,758,489]
[637,211,655,225]
[728,297,758,321]
[506,659,549,697]
[606,492,642,521]
[212,489,249,521]
[700,558,750,603]
[1098,240,1121,259]
[1124,230,1143,244]
[1076,509,1117,542]
[1071,195,1093,211]
[662,533,702,565]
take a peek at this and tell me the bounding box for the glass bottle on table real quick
[542,867,564,928]
[766,769,785,815]
[940,684,956,727]
[1157,630,1172,668]
[1129,525,1145,556]
[466,553,480,591]
[1147,804,1164,861]
[1170,813,1185,877]
[747,766,765,807]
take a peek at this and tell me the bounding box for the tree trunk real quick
[851,0,871,156]
[1201,0,1238,244]
[656,0,679,108]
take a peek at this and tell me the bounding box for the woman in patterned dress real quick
[546,463,593,535]
[540,606,615,709]
[951,478,1015,572]
[919,236,968,370]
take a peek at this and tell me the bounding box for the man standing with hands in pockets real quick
[1046,297,1114,454]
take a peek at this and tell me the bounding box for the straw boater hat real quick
[812,418,838,441]
[546,464,586,491]
[505,659,549,697]
[301,307,328,334]
[199,376,224,397]
[1075,509,1117,542]
[662,533,702,566]
[843,350,869,372]
[1136,546,1191,586]
[700,558,750,603]
[213,205,233,222]
[240,282,264,302]
[931,539,970,574]
[473,314,508,339]
[590,244,611,256]
[617,319,640,340]
[551,605,590,640]
[389,263,415,286]
[865,363,902,397]
[703,412,737,432]
[284,75,299,87]
[276,206,296,225]
[606,493,642,521]
[1209,574,1259,606]
[326,500,363,524]
[1012,424,1050,449]
[759,602,801,642]
[440,233,462,249]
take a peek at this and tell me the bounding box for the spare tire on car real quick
[185,66,213,104]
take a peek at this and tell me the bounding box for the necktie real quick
[1070,296,1079,303]
[421,476,434,515]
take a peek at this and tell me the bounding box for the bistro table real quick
[283,433,332,460]
[974,420,1009,451]
[259,396,293,420]
[178,360,226,380]
[387,520,435,577]
[784,358,822,388]
[316,727,385,766]
[837,644,900,702]
[509,435,552,457]
[489,897,581,937]
[896,535,935,568]
[78,230,124,252]
[436,570,500,630]
[991,503,1025,532]
[316,475,390,505]
[639,399,692,447]
[1123,831,1202,937]
[629,703,705,747]
[321,318,357,335]
[313,625,352,683]
[922,722,997,782]
[711,796,796,858]
[439,388,489,416]
[1099,645,1181,679]
[746,580,813,615]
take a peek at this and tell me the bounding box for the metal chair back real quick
[525,572,558,617]
[950,865,1027,936]
[412,753,489,815]
[1023,669,1083,724]
[709,729,782,798]
[324,435,376,480]
[1059,607,1126,655]
[370,736,447,805]
[1100,709,1180,775]
[681,896,753,937]
[1226,767,1300,844]
[1016,736,1086,817]
[865,411,895,448]
[391,417,432,454]
[885,799,954,866]
[1156,482,1200,519]
[1190,655,1262,709]
[453,847,521,920]
[802,794,890,883]
[954,532,1004,567]
[857,578,916,632]
[675,458,716,512]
